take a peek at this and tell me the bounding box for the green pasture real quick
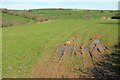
[2,13,31,23]
[33,9,116,19]
[2,18,118,77]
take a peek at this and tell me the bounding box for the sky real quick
[1,0,120,10]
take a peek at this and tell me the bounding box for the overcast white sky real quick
[1,0,119,10]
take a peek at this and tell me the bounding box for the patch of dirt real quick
[37,20,52,24]
[32,49,107,78]
[32,54,79,78]
[32,34,116,78]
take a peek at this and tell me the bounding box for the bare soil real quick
[32,50,107,78]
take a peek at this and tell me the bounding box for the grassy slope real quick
[2,19,118,77]
[2,13,32,23]
[33,9,115,19]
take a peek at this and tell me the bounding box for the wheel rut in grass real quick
[32,34,116,78]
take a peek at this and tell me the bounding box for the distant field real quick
[32,9,116,19]
[1,9,117,27]
[2,18,118,77]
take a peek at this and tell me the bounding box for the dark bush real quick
[2,8,8,14]
[101,10,104,13]
[111,13,120,19]
[69,13,71,15]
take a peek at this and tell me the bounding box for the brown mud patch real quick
[32,34,119,79]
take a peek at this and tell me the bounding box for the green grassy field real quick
[2,13,35,27]
[2,18,118,77]
[2,13,32,22]
[2,9,118,78]
[33,9,116,19]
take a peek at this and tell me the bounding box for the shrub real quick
[2,9,59,25]
[2,19,26,27]
[111,13,120,19]
[2,8,8,14]
[101,10,104,13]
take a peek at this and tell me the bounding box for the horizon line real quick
[1,8,118,11]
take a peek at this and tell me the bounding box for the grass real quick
[0,28,2,79]
[2,13,32,23]
[2,18,118,78]
[33,9,116,19]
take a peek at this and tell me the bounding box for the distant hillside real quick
[1,9,61,27]
[2,13,33,27]
[32,9,117,19]
[1,8,118,27]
